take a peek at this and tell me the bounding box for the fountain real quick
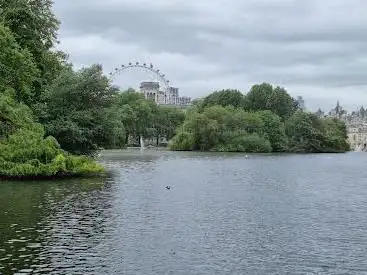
[140,135,145,151]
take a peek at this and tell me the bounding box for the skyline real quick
[53,0,367,112]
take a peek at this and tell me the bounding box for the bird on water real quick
[165,186,171,190]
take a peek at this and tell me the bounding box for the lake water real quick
[1,150,367,274]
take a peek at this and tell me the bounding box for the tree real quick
[322,117,350,152]
[153,106,185,146]
[244,83,296,119]
[243,83,273,111]
[257,110,288,152]
[169,106,272,152]
[0,92,104,178]
[0,0,67,107]
[43,64,122,155]
[0,0,59,51]
[0,24,39,105]
[169,102,350,153]
[182,112,219,151]
[202,89,245,108]
[0,91,40,140]
[285,110,326,152]
[116,89,158,145]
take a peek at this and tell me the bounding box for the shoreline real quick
[0,172,107,181]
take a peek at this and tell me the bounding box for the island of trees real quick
[169,86,350,153]
[0,0,350,179]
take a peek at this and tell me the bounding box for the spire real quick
[335,100,341,114]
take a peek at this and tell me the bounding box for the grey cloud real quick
[53,0,367,109]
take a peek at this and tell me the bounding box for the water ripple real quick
[1,152,367,274]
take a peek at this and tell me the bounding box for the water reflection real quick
[0,177,112,274]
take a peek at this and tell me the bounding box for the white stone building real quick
[167,87,179,105]
[347,125,367,151]
[178,96,191,105]
[139,81,166,104]
[139,81,191,106]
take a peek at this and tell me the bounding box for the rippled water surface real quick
[1,150,367,274]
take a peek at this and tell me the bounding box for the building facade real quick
[139,81,161,102]
[178,96,191,105]
[168,87,179,104]
[347,126,367,151]
[139,81,191,106]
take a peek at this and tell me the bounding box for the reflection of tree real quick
[0,177,107,273]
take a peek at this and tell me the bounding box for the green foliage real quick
[285,111,350,153]
[0,0,109,179]
[244,83,297,119]
[0,92,42,139]
[214,134,272,153]
[320,117,350,152]
[168,131,194,151]
[0,0,65,106]
[43,65,123,155]
[257,110,288,152]
[169,101,350,154]
[0,95,104,178]
[0,0,59,52]
[202,89,245,109]
[183,112,220,150]
[285,110,324,152]
[0,0,351,179]
[0,24,39,104]
[153,106,185,144]
[0,129,104,178]
[116,89,156,144]
[169,105,271,152]
[114,89,185,146]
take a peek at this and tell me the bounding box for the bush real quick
[168,131,194,151]
[213,133,272,153]
[0,128,104,178]
[0,93,105,179]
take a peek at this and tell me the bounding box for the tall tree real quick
[153,106,185,145]
[43,64,122,155]
[202,89,245,108]
[0,24,39,104]
[0,0,67,107]
[244,83,297,119]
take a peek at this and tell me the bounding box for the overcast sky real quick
[53,0,367,111]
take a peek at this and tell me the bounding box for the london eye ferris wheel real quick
[109,62,172,104]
